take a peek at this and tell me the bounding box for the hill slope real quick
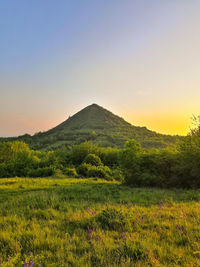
[0,104,182,150]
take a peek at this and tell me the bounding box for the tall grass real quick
[0,177,200,266]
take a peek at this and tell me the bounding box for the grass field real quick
[0,177,200,266]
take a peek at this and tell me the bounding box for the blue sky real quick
[1,0,200,136]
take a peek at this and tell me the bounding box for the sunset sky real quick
[1,0,200,137]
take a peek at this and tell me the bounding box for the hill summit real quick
[48,103,132,132]
[1,104,182,150]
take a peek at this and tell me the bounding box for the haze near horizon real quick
[1,0,200,137]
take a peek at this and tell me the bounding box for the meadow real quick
[0,177,200,266]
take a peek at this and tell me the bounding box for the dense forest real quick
[0,115,199,188]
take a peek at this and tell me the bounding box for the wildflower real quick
[87,226,94,238]
[86,208,90,213]
[29,260,34,266]
[0,258,2,264]
[88,226,93,234]
[7,258,10,262]
[121,234,127,241]
[92,210,96,215]
[159,200,164,209]
[176,224,183,233]
[96,236,101,241]
[140,215,145,224]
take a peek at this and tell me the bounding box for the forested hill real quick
[0,104,183,150]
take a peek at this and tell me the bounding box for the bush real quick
[97,208,130,231]
[120,140,141,185]
[70,142,99,165]
[171,151,200,188]
[120,139,179,187]
[77,163,92,176]
[99,147,120,167]
[63,167,77,177]
[111,167,124,182]
[83,153,102,166]
[27,167,54,177]
[87,165,112,179]
[139,172,160,187]
[0,163,14,178]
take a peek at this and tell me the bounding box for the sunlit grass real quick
[0,178,200,266]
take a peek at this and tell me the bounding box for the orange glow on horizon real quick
[123,112,190,136]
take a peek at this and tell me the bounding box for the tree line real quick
[0,117,199,188]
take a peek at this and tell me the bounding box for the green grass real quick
[0,177,200,266]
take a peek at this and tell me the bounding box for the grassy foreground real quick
[0,178,200,266]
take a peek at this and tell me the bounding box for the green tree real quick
[119,140,141,185]
[84,153,102,166]
[176,116,200,188]
[70,142,98,165]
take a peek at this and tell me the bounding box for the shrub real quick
[139,172,160,187]
[111,167,124,182]
[83,153,102,166]
[99,147,120,167]
[97,208,130,231]
[77,163,92,176]
[27,167,54,177]
[70,142,99,165]
[0,163,14,178]
[119,140,141,185]
[87,165,112,179]
[63,167,77,177]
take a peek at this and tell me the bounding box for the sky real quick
[1,0,200,137]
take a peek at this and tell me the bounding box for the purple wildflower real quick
[86,208,90,213]
[7,258,10,262]
[121,234,127,241]
[176,224,183,233]
[96,236,101,241]
[87,226,94,238]
[92,210,96,215]
[29,260,34,266]
[159,200,164,209]
[88,226,93,234]
[140,215,145,224]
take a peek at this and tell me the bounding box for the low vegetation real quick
[0,178,200,266]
